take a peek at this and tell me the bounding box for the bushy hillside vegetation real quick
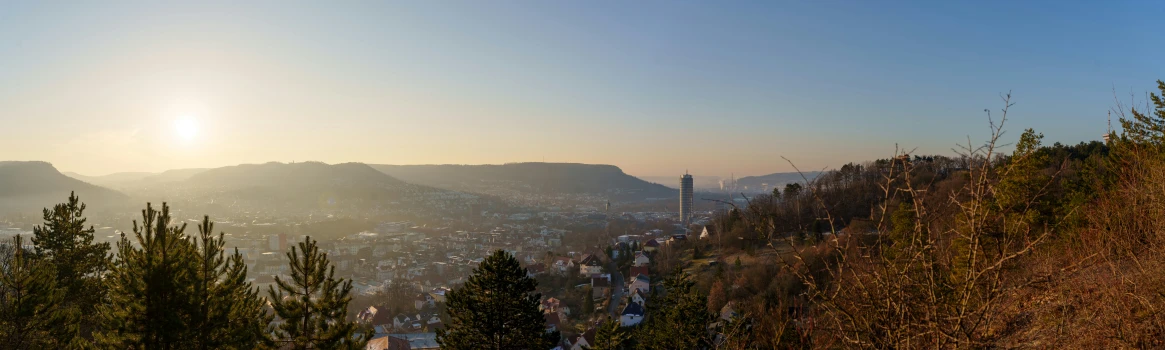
[684,84,1165,348]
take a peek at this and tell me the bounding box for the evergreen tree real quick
[590,317,630,350]
[437,250,558,350]
[269,236,368,349]
[30,192,110,341]
[583,287,596,317]
[191,216,272,349]
[0,236,69,349]
[783,183,803,199]
[636,269,711,349]
[97,202,197,349]
[1117,80,1165,149]
[996,129,1053,231]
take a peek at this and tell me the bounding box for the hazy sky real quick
[2,1,1163,177]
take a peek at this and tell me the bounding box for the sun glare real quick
[175,116,199,141]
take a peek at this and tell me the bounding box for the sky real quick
[1,1,1163,177]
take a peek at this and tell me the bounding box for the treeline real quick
[0,193,367,349]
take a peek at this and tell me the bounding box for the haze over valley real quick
[4,1,1165,349]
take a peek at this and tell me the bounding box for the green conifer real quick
[437,249,558,350]
[30,192,110,342]
[636,269,710,349]
[590,317,630,350]
[191,216,273,349]
[0,236,69,349]
[96,202,197,349]
[268,236,368,349]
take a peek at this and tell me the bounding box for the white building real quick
[620,302,645,327]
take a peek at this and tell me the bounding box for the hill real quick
[0,161,128,212]
[62,171,154,187]
[735,171,821,192]
[187,162,405,189]
[172,162,479,214]
[371,163,677,199]
[140,168,209,184]
[637,175,723,190]
[64,168,210,189]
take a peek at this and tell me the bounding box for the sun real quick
[174,115,200,141]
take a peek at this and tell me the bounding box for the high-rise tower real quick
[680,173,694,226]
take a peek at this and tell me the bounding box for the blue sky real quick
[1,1,1162,176]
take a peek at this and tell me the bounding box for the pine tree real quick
[0,235,69,349]
[30,192,110,341]
[583,287,596,317]
[269,236,368,349]
[437,249,558,350]
[636,269,711,349]
[1117,80,1165,148]
[996,129,1052,230]
[590,317,630,350]
[191,216,272,349]
[96,202,198,349]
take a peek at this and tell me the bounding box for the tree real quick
[637,269,711,349]
[1117,80,1165,149]
[0,235,69,349]
[707,280,727,314]
[190,216,272,349]
[97,202,198,349]
[373,278,417,315]
[30,192,109,341]
[590,317,630,350]
[437,250,558,350]
[783,183,803,199]
[996,128,1053,231]
[269,236,368,349]
[583,287,596,317]
[98,203,271,349]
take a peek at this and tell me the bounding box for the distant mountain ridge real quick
[63,168,209,188]
[62,171,153,186]
[186,162,405,189]
[736,171,822,192]
[0,161,128,212]
[372,162,676,199]
[637,175,722,190]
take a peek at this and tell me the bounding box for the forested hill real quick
[0,161,128,211]
[736,171,822,191]
[62,171,154,188]
[186,162,406,189]
[176,162,437,208]
[371,162,677,199]
[63,168,210,188]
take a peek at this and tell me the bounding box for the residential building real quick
[632,251,650,267]
[620,302,645,327]
[579,254,603,276]
[630,289,647,306]
[571,328,596,350]
[628,274,650,294]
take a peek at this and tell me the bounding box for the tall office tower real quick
[680,173,694,226]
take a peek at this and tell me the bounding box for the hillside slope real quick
[0,161,128,212]
[736,171,821,191]
[372,162,676,199]
[173,162,475,214]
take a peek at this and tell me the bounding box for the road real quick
[607,269,624,317]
